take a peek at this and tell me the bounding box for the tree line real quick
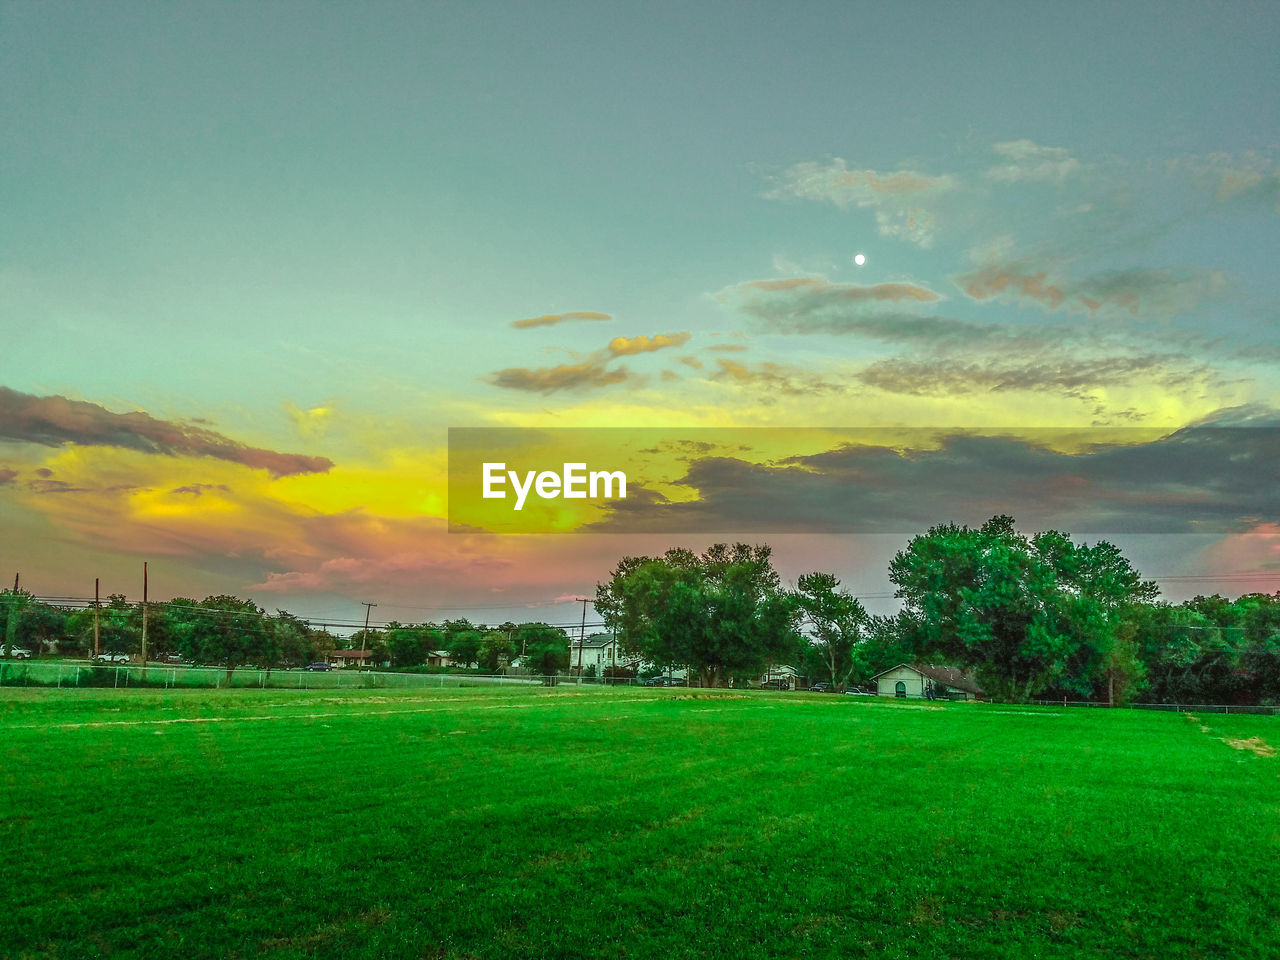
[596,516,1280,704]
[0,593,570,682]
[5,514,1278,703]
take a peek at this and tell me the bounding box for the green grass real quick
[2,687,1278,959]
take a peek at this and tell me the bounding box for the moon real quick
[854,253,866,266]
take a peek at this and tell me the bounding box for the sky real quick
[2,0,1279,628]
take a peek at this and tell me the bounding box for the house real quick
[870,663,983,700]
[329,649,375,669]
[568,633,622,671]
[758,664,805,689]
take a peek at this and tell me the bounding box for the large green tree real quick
[889,516,1155,702]
[596,543,800,688]
[170,596,275,683]
[515,623,570,678]
[794,572,869,691]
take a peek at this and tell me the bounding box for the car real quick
[808,682,831,693]
[95,652,130,664]
[760,678,790,690]
[3,648,32,660]
[643,676,686,687]
[844,686,874,696]
[305,662,332,671]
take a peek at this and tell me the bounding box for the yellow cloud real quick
[607,332,692,356]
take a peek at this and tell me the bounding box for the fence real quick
[0,660,679,691]
[1028,698,1280,716]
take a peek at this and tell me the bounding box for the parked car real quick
[3,647,32,660]
[643,676,686,687]
[808,682,831,693]
[95,652,130,664]
[305,662,332,671]
[160,654,185,665]
[845,686,874,696]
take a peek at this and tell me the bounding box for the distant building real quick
[870,663,983,700]
[758,664,804,689]
[568,633,622,671]
[329,649,378,669]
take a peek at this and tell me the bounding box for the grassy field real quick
[2,687,1278,959]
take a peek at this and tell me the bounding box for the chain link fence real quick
[0,660,677,690]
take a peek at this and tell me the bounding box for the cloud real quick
[171,483,231,495]
[487,358,636,393]
[1169,151,1280,212]
[586,414,1280,535]
[766,159,956,247]
[285,402,333,439]
[704,344,749,352]
[0,387,333,477]
[0,468,17,485]
[856,353,1212,398]
[955,260,1226,318]
[986,140,1082,183]
[711,359,844,397]
[719,277,944,337]
[607,332,691,356]
[489,331,692,393]
[511,311,613,330]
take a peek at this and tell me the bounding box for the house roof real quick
[331,649,373,659]
[869,662,983,695]
[570,635,616,648]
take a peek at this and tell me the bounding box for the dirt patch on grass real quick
[1224,736,1277,757]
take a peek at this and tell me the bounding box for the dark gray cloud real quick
[954,260,1226,319]
[584,413,1280,535]
[856,353,1213,398]
[0,387,333,477]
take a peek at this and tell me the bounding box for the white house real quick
[870,663,983,700]
[568,633,622,671]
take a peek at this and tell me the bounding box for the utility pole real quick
[93,578,100,659]
[360,602,377,668]
[577,598,588,674]
[140,562,148,680]
[2,572,17,659]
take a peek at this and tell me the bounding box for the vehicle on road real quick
[844,686,874,696]
[643,676,686,687]
[305,662,332,671]
[808,682,831,693]
[3,648,32,660]
[94,652,130,664]
[760,678,790,690]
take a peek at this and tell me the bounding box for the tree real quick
[386,624,442,668]
[0,589,31,657]
[596,543,800,688]
[889,516,1153,702]
[516,623,569,677]
[794,572,869,691]
[478,630,516,672]
[270,610,329,667]
[171,596,275,683]
[447,629,483,668]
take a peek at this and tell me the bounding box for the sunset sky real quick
[3,1,1278,627]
